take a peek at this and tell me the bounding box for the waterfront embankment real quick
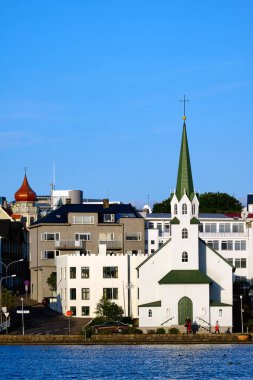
[0,333,252,345]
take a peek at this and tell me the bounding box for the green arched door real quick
[178,297,193,325]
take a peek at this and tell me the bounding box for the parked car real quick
[93,321,129,333]
[248,289,253,297]
[42,297,49,306]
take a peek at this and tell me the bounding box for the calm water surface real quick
[0,344,252,379]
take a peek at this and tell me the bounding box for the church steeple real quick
[175,119,194,201]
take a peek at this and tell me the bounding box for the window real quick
[182,251,188,262]
[192,204,195,215]
[70,306,76,316]
[199,224,203,233]
[151,249,155,253]
[41,250,60,260]
[232,223,244,233]
[103,288,118,299]
[174,204,178,215]
[125,232,141,241]
[182,203,187,215]
[164,223,170,232]
[235,258,247,268]
[75,233,90,241]
[207,241,219,250]
[221,240,233,250]
[70,288,76,300]
[205,223,217,233]
[151,240,155,245]
[81,306,90,316]
[157,223,162,231]
[81,288,90,300]
[81,267,89,279]
[137,288,139,299]
[227,258,233,265]
[99,232,114,241]
[103,267,118,278]
[234,240,246,250]
[148,309,152,318]
[219,224,231,233]
[182,228,188,239]
[72,215,94,224]
[104,214,115,223]
[70,267,76,279]
[219,309,222,317]
[149,222,154,229]
[41,232,60,241]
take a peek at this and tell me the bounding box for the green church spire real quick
[175,120,194,201]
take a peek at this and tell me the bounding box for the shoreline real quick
[0,333,252,345]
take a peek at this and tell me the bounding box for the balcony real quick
[98,240,122,250]
[55,240,86,250]
[199,232,248,238]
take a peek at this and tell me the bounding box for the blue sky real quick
[1,0,253,207]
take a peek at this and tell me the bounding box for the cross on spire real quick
[179,95,189,120]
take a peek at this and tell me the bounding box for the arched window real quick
[174,204,178,215]
[182,203,187,214]
[182,251,188,262]
[182,228,188,239]
[148,309,152,318]
[192,204,195,215]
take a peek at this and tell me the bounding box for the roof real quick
[15,174,36,202]
[139,301,161,308]
[31,203,142,225]
[210,301,232,307]
[175,122,194,201]
[146,213,171,219]
[158,270,212,284]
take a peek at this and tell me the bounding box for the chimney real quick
[103,198,109,209]
[66,198,71,205]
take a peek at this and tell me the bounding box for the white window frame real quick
[41,232,60,241]
[104,214,115,223]
[75,233,91,241]
[72,215,95,224]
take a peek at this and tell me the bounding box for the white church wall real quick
[210,307,232,330]
[139,307,162,328]
[199,240,233,305]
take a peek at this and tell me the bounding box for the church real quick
[138,116,234,332]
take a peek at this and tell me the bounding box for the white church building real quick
[138,117,234,331]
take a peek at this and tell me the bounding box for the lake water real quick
[0,344,252,379]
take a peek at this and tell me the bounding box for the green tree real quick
[199,192,242,213]
[1,287,16,308]
[95,297,124,321]
[47,272,57,292]
[152,192,242,214]
[152,198,171,213]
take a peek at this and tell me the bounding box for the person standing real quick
[215,321,220,334]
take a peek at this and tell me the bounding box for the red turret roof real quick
[15,174,36,202]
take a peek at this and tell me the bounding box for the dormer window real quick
[182,203,187,215]
[104,214,115,223]
[174,204,178,215]
[182,251,188,262]
[182,228,188,239]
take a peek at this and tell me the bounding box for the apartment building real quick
[28,200,145,303]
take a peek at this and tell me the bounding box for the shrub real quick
[121,316,133,325]
[156,327,166,334]
[169,327,180,334]
[147,329,156,334]
[122,327,143,334]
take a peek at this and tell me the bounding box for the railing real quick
[161,316,174,326]
[199,232,248,238]
[197,317,212,333]
[55,240,86,249]
[98,240,122,249]
[0,319,10,332]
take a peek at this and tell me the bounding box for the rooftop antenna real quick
[53,161,56,190]
[179,95,189,121]
[147,194,150,212]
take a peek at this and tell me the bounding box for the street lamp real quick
[240,294,244,333]
[0,274,16,325]
[0,259,23,287]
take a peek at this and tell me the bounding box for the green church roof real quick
[139,301,161,308]
[158,270,212,284]
[175,122,194,201]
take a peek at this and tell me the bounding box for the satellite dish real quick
[241,208,248,220]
